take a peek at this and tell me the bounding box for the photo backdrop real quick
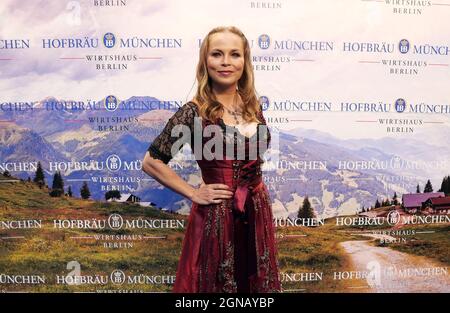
[0,0,449,293]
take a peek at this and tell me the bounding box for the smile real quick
[218,71,233,76]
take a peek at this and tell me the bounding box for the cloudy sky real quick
[0,0,449,139]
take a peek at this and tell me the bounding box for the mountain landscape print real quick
[1,95,448,218]
[1,0,449,295]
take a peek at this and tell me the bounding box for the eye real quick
[212,52,221,56]
[232,53,241,57]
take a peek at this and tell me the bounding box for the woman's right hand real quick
[190,182,234,205]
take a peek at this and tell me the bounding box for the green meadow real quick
[1,175,448,292]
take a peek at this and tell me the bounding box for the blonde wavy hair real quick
[191,26,262,124]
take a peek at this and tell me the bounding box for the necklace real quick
[223,92,243,125]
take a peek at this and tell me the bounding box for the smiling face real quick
[206,31,245,90]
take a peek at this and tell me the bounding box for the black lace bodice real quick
[147,101,271,164]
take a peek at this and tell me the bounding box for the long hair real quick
[192,26,262,124]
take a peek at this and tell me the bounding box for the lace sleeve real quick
[147,102,198,164]
[257,103,271,147]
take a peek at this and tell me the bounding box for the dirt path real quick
[340,235,449,293]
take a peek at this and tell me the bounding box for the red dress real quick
[147,101,282,293]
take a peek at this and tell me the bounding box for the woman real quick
[142,26,281,293]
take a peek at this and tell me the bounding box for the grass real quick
[388,224,450,264]
[2,175,448,292]
[276,222,366,293]
[0,176,185,292]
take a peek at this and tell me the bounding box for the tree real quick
[375,199,381,208]
[80,182,91,199]
[49,171,64,197]
[67,186,73,197]
[298,196,315,219]
[438,175,450,196]
[105,190,121,201]
[33,161,46,188]
[3,170,11,177]
[424,179,433,193]
[392,192,398,205]
[416,184,421,193]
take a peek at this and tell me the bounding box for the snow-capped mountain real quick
[1,96,447,218]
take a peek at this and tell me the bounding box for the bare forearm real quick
[142,154,195,201]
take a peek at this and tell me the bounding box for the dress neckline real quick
[187,101,262,140]
[218,118,261,140]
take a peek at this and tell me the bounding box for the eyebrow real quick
[211,49,241,52]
